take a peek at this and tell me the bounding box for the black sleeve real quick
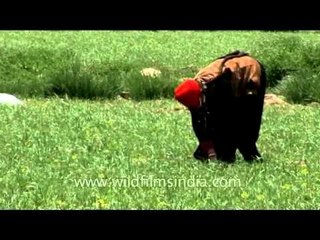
[190,108,211,142]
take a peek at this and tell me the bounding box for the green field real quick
[0,31,320,209]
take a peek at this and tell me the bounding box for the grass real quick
[1,31,320,209]
[273,69,320,104]
[1,31,320,101]
[0,99,319,209]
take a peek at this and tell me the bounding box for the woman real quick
[175,51,267,163]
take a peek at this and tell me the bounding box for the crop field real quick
[0,31,320,209]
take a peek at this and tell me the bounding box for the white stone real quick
[140,68,161,78]
[0,93,24,106]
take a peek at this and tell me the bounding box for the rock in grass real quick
[140,68,161,78]
[0,93,24,106]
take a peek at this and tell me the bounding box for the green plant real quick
[273,69,320,104]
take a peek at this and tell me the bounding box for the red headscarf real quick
[174,79,202,109]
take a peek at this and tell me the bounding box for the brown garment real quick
[194,55,262,97]
[190,52,267,162]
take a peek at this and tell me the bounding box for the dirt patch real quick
[264,94,288,106]
[119,91,130,99]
